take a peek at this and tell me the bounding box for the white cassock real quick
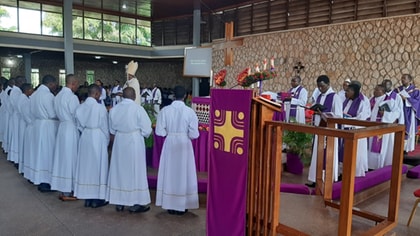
[111,85,123,106]
[74,97,109,200]
[367,95,400,169]
[284,85,308,124]
[98,87,106,106]
[308,88,343,183]
[20,94,35,182]
[30,84,58,185]
[0,89,6,142]
[151,87,162,115]
[337,89,346,103]
[155,100,200,211]
[342,97,371,177]
[16,93,30,174]
[7,85,23,163]
[123,78,141,106]
[1,86,12,151]
[51,87,80,193]
[106,98,152,206]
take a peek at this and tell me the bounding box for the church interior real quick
[1,0,420,235]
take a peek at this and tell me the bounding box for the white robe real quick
[51,87,80,193]
[308,88,343,183]
[74,97,109,200]
[111,85,123,106]
[106,98,152,206]
[16,94,29,174]
[123,78,141,106]
[284,85,308,124]
[30,84,58,185]
[20,95,35,182]
[151,87,162,115]
[342,98,371,177]
[155,100,200,211]
[0,90,6,142]
[1,86,12,151]
[367,95,400,169]
[7,86,23,163]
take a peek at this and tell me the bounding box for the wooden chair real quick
[407,188,420,226]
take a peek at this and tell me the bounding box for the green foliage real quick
[143,103,156,148]
[283,130,313,165]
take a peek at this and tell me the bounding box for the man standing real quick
[51,74,80,200]
[74,84,109,208]
[394,74,420,152]
[307,75,343,187]
[283,76,308,124]
[30,75,59,192]
[124,60,141,106]
[110,80,123,107]
[2,78,14,153]
[337,79,351,102]
[155,85,200,215]
[16,83,33,174]
[95,80,106,106]
[107,87,152,213]
[383,79,404,125]
[151,83,162,115]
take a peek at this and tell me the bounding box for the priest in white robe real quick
[155,85,200,215]
[7,76,25,165]
[20,87,36,182]
[1,79,14,152]
[367,84,400,169]
[74,84,109,208]
[123,60,141,106]
[51,74,80,200]
[307,75,343,187]
[283,76,308,124]
[30,75,59,191]
[151,84,162,115]
[16,83,33,174]
[106,87,152,213]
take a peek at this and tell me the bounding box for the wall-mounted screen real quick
[183,47,212,77]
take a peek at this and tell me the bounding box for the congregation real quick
[0,60,200,216]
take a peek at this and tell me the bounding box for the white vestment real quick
[342,97,371,177]
[367,95,400,169]
[74,97,109,200]
[1,86,12,150]
[308,88,343,183]
[16,93,29,174]
[111,85,123,106]
[284,85,308,124]
[151,87,162,115]
[51,87,80,192]
[20,94,35,182]
[0,89,7,142]
[155,100,200,211]
[106,98,152,206]
[7,86,23,163]
[123,78,141,106]
[30,84,58,185]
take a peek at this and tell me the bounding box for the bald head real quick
[65,74,79,92]
[123,87,136,101]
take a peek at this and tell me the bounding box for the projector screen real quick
[183,47,212,77]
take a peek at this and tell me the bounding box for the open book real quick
[299,103,327,112]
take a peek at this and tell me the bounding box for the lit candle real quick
[248,67,251,75]
[263,58,267,70]
[270,57,275,70]
[255,63,260,72]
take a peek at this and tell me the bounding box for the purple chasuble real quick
[343,94,363,117]
[288,86,304,118]
[395,85,420,137]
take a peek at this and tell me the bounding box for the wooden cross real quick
[213,22,243,66]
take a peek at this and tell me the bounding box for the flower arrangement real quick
[236,58,277,87]
[214,69,227,87]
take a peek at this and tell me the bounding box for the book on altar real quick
[399,89,411,98]
[298,103,327,111]
[379,103,391,112]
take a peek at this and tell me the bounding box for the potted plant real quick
[282,130,313,175]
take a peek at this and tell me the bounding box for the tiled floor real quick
[1,150,420,235]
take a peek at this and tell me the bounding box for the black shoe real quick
[84,200,92,208]
[91,199,108,208]
[129,204,150,213]
[116,205,125,212]
[167,209,187,215]
[38,183,53,192]
[305,182,316,188]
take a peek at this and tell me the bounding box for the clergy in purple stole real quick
[394,74,420,152]
[340,83,371,177]
[368,84,400,169]
[307,75,343,186]
[283,76,308,124]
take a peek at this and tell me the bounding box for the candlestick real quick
[255,63,260,72]
[263,58,267,70]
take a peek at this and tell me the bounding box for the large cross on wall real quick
[213,22,243,66]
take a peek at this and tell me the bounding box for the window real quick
[19,1,41,34]
[0,4,18,32]
[72,9,83,39]
[120,17,136,44]
[84,11,102,40]
[1,68,11,79]
[136,19,151,46]
[103,14,119,43]
[59,69,65,86]
[41,4,63,36]
[86,70,94,85]
[31,68,39,87]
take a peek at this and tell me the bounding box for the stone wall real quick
[0,57,191,90]
[212,14,420,97]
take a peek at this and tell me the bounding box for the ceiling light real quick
[122,4,127,9]
[112,61,118,64]
[95,56,101,59]
[16,55,23,58]
[7,59,14,66]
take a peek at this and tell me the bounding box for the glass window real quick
[120,17,135,44]
[31,68,39,87]
[59,69,65,86]
[103,14,119,43]
[1,68,11,79]
[19,1,41,34]
[84,11,102,40]
[0,5,18,32]
[72,9,83,39]
[136,19,151,46]
[86,70,94,85]
[42,4,62,36]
